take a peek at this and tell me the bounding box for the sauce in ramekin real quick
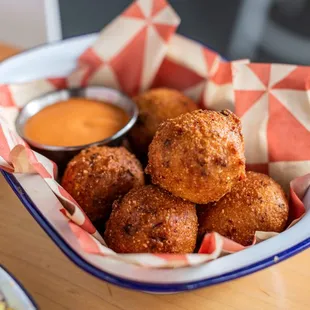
[24,98,129,147]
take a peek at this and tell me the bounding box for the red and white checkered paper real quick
[0,0,309,268]
[68,0,180,96]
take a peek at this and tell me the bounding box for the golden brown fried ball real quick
[104,185,198,254]
[128,88,198,159]
[146,109,246,204]
[61,146,144,227]
[197,172,289,246]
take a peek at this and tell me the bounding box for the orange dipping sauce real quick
[24,98,129,147]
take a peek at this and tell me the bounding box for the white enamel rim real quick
[0,266,37,309]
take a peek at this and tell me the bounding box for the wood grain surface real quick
[0,44,310,310]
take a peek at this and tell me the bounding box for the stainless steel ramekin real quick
[15,86,138,176]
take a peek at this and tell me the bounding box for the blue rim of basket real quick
[3,170,310,292]
[0,264,38,309]
[1,34,310,292]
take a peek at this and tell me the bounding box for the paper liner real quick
[0,0,309,268]
[151,34,222,103]
[68,0,180,96]
[232,63,310,192]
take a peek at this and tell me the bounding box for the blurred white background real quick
[0,0,310,64]
[0,0,47,48]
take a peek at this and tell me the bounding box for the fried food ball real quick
[128,88,198,159]
[104,185,198,254]
[197,172,289,246]
[61,146,144,227]
[146,109,246,204]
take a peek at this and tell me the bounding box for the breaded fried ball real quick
[146,109,246,204]
[104,185,198,254]
[61,146,144,227]
[197,172,289,246]
[128,88,198,158]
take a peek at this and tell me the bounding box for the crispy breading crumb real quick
[61,146,144,228]
[146,109,246,204]
[104,185,198,254]
[197,172,289,246]
[128,88,198,159]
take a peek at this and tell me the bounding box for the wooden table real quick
[1,44,310,310]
